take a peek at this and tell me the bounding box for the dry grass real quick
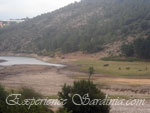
[73,59,150,78]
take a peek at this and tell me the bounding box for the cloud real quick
[0,0,80,20]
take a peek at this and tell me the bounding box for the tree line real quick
[121,37,150,59]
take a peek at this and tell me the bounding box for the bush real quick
[0,85,53,113]
[58,80,110,113]
[0,85,8,113]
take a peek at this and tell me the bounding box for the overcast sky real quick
[0,0,80,20]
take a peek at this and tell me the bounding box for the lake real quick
[0,56,64,67]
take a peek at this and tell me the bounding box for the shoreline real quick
[0,52,70,65]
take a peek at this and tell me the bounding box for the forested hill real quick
[0,0,150,55]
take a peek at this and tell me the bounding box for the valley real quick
[0,0,150,113]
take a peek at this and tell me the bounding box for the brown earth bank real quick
[0,64,149,96]
[0,65,74,95]
[0,52,104,63]
[0,41,122,63]
[0,65,149,113]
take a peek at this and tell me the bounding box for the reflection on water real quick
[0,56,64,67]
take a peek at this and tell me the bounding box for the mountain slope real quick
[0,0,150,55]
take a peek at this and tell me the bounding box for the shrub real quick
[0,85,53,113]
[58,80,110,113]
[88,67,95,81]
[0,85,8,113]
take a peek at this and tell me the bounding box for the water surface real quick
[0,56,64,67]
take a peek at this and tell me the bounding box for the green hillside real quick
[0,0,150,55]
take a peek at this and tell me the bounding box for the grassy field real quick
[101,56,144,62]
[73,59,150,78]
